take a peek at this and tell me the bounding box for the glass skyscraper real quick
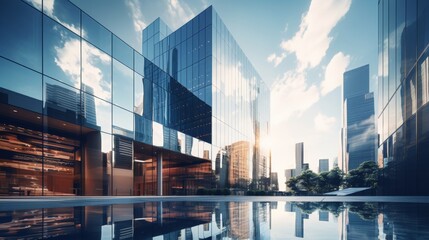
[0,0,270,196]
[378,0,429,195]
[340,65,377,173]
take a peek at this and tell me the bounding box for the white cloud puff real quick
[271,71,320,124]
[314,113,336,132]
[269,0,351,70]
[320,52,350,96]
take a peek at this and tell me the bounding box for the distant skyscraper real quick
[319,211,329,222]
[318,159,329,173]
[302,163,309,171]
[285,169,295,192]
[333,157,338,168]
[270,172,279,191]
[341,65,376,172]
[295,142,304,175]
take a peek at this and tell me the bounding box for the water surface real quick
[0,201,428,239]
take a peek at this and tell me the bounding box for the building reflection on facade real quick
[0,0,271,196]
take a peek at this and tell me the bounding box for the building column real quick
[157,152,163,196]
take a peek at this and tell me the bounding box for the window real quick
[82,12,111,55]
[82,40,112,101]
[44,16,81,88]
[0,0,42,72]
[113,59,133,111]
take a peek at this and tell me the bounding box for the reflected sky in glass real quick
[1,201,429,239]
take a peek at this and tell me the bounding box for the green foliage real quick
[343,161,379,189]
[286,176,300,194]
[285,162,378,196]
[296,170,319,194]
[317,167,344,193]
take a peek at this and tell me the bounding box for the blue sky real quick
[71,0,378,190]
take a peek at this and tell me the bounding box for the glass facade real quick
[143,7,271,190]
[341,65,377,173]
[0,1,270,196]
[378,0,429,195]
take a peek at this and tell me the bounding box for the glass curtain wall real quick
[378,0,429,195]
[0,0,221,196]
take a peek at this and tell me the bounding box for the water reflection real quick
[0,201,429,239]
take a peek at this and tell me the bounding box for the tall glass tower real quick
[341,65,377,173]
[378,0,429,195]
[142,7,271,190]
[0,1,270,196]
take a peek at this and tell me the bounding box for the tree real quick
[343,161,379,188]
[317,167,344,193]
[295,170,319,195]
[286,177,300,194]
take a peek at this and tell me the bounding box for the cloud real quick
[314,113,336,132]
[320,52,350,95]
[43,0,82,36]
[270,0,351,70]
[267,53,286,67]
[347,114,376,149]
[167,0,195,29]
[271,71,320,124]
[53,27,112,102]
[125,0,147,37]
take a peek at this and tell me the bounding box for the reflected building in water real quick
[0,0,270,196]
[0,201,276,239]
[285,202,309,238]
[378,0,429,195]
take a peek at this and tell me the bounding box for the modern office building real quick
[378,0,429,195]
[285,168,295,192]
[318,159,329,173]
[340,65,377,173]
[0,0,270,196]
[295,142,304,175]
[270,172,279,191]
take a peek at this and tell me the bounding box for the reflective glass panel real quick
[82,12,111,55]
[82,93,111,134]
[43,16,81,88]
[134,51,145,76]
[113,106,133,138]
[0,0,42,72]
[0,110,43,196]
[0,57,42,112]
[417,0,429,56]
[82,41,112,102]
[153,121,163,147]
[83,132,112,195]
[417,51,429,107]
[24,0,42,10]
[134,72,144,115]
[43,76,80,125]
[43,0,81,36]
[113,59,133,111]
[134,115,152,145]
[113,35,133,69]
[405,70,417,118]
[42,119,81,196]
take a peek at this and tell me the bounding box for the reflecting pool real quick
[0,201,428,239]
